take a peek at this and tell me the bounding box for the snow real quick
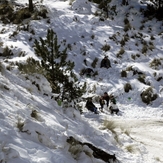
[0,0,163,163]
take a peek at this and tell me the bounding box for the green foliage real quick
[143,2,163,20]
[0,2,48,24]
[34,29,86,105]
[17,57,43,75]
[91,0,114,19]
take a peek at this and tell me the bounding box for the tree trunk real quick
[29,0,33,12]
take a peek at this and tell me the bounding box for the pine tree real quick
[34,29,86,106]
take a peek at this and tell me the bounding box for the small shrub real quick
[150,58,162,70]
[117,48,125,58]
[91,57,98,68]
[101,44,111,52]
[120,38,126,47]
[150,35,155,40]
[16,118,24,132]
[92,70,98,76]
[0,62,3,72]
[67,43,72,50]
[91,34,95,39]
[0,46,13,57]
[9,31,18,38]
[124,18,129,24]
[37,7,48,19]
[0,41,3,47]
[139,25,144,30]
[18,51,26,57]
[137,75,146,84]
[121,70,127,77]
[124,83,132,92]
[148,44,155,51]
[124,23,131,32]
[141,44,148,54]
[131,54,136,60]
[154,157,161,162]
[140,87,158,104]
[14,7,32,24]
[17,57,43,74]
[31,110,39,120]
[123,129,131,136]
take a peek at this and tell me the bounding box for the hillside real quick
[0,0,163,163]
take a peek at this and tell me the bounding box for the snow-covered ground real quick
[0,0,163,163]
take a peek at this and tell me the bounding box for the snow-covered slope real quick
[0,0,163,163]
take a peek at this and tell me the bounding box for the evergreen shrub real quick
[34,29,86,105]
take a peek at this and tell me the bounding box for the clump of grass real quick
[17,57,43,75]
[124,17,129,24]
[124,83,132,93]
[0,41,3,47]
[16,118,24,132]
[117,48,125,58]
[150,58,162,70]
[31,110,39,120]
[1,46,14,57]
[91,34,95,39]
[121,70,127,77]
[120,38,126,47]
[141,44,148,54]
[102,120,117,133]
[150,35,155,40]
[0,62,4,73]
[101,43,111,52]
[124,23,131,32]
[69,0,75,5]
[122,129,131,137]
[154,157,161,162]
[137,75,146,84]
[125,145,135,153]
[91,57,98,68]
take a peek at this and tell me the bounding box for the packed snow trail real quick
[110,118,163,163]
